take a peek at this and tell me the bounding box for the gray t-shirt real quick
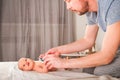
[86,0,120,32]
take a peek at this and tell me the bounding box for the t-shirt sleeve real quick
[86,12,97,25]
[106,0,120,25]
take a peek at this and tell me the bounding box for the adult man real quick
[40,0,120,77]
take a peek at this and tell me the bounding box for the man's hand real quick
[44,54,66,70]
[39,48,61,59]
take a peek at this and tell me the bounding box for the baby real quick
[18,57,48,73]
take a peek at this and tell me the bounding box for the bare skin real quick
[40,0,120,70]
[18,58,48,73]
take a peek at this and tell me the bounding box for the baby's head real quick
[18,58,35,71]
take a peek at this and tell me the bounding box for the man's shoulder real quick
[106,0,120,25]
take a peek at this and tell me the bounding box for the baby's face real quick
[18,58,35,71]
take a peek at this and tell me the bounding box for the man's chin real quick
[76,10,88,15]
[77,12,86,16]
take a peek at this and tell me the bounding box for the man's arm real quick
[64,21,120,68]
[47,24,99,54]
[43,25,99,69]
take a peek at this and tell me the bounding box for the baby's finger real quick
[44,57,49,65]
[48,64,53,70]
[45,61,52,70]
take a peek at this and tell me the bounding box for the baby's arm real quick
[34,62,48,73]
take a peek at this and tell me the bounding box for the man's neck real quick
[87,0,98,12]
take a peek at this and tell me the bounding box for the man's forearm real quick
[56,38,94,54]
[63,51,113,68]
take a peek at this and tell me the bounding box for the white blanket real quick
[0,62,120,80]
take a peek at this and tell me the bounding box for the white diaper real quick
[38,58,44,63]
